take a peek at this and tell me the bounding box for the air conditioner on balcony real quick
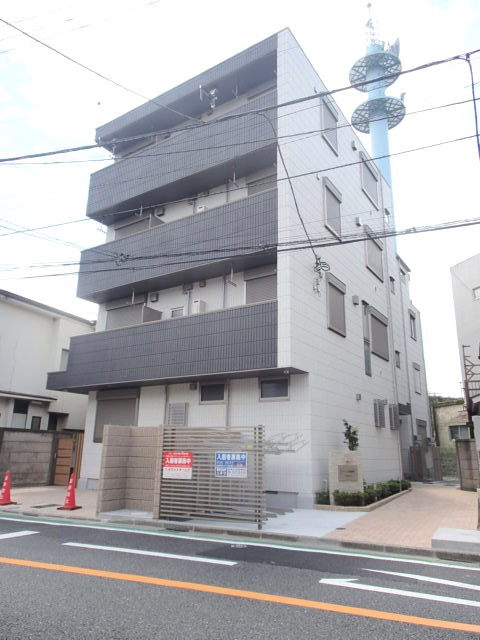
[192,299,206,314]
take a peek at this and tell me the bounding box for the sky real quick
[0,0,479,397]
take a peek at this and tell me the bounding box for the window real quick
[389,277,395,293]
[30,416,41,431]
[12,399,29,428]
[374,399,386,428]
[413,362,422,394]
[473,287,480,301]
[362,301,371,376]
[94,389,138,443]
[416,419,428,443]
[200,383,225,402]
[389,404,400,429]
[409,312,417,340]
[323,177,342,238]
[365,226,384,281]
[244,266,277,304]
[114,211,164,240]
[322,99,338,153]
[360,154,378,206]
[449,425,470,440]
[370,309,389,361]
[260,378,289,399]
[395,350,401,368]
[60,349,69,371]
[326,273,346,337]
[171,307,184,318]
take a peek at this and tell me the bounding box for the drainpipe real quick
[163,385,170,425]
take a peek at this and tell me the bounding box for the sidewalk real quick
[1,482,478,561]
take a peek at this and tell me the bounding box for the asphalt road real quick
[0,514,479,639]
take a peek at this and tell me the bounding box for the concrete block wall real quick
[0,429,54,484]
[96,425,162,514]
[456,439,480,491]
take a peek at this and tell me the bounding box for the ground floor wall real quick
[79,373,404,506]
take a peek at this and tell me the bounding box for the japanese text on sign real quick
[215,451,247,478]
[162,451,193,480]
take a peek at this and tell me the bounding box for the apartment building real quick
[48,29,430,505]
[0,289,94,431]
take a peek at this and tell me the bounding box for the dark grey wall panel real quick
[78,190,277,303]
[47,302,277,392]
[87,91,277,218]
[96,34,277,143]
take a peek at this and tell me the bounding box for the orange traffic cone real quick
[0,471,17,506]
[57,472,81,511]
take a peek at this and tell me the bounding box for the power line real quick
[4,96,478,167]
[4,214,480,281]
[1,46,479,164]
[0,16,202,125]
[0,132,476,241]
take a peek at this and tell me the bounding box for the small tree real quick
[343,420,359,451]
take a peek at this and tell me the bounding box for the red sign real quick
[162,451,193,479]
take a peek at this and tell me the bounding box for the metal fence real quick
[155,425,266,529]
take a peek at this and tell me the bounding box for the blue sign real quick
[215,451,248,478]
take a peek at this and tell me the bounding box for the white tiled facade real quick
[77,30,431,504]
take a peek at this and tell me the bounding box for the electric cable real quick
[1,46,479,164]
[0,16,203,125]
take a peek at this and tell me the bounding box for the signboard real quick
[215,452,247,478]
[162,451,193,480]
[338,464,359,482]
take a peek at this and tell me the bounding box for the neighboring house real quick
[48,30,431,504]
[451,253,480,443]
[430,397,467,477]
[0,289,94,431]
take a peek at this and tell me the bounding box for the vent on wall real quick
[167,402,188,426]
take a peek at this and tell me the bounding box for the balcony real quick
[47,301,278,393]
[87,91,277,220]
[77,189,277,303]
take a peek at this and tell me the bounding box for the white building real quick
[451,253,480,436]
[48,30,430,504]
[0,289,94,431]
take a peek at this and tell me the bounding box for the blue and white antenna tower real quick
[350,4,405,185]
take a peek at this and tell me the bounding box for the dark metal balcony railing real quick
[47,301,278,393]
[77,189,277,303]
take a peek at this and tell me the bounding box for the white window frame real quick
[413,362,422,394]
[199,382,226,404]
[259,377,289,401]
[326,273,346,337]
[364,225,384,281]
[473,286,480,301]
[321,99,338,154]
[323,177,342,239]
[360,153,379,208]
[449,425,470,440]
[171,307,184,318]
[409,311,417,340]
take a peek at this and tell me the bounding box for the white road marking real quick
[63,542,238,566]
[0,530,38,540]
[0,514,478,572]
[319,577,480,608]
[364,568,480,592]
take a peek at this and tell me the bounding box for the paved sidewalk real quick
[1,482,478,560]
[323,483,478,549]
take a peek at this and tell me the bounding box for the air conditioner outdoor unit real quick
[153,207,165,219]
[196,205,208,213]
[192,299,206,314]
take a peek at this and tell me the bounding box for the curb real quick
[314,488,412,512]
[2,506,479,565]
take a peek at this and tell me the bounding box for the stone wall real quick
[96,425,162,514]
[0,429,54,484]
[456,439,480,491]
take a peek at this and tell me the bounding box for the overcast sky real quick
[0,0,479,396]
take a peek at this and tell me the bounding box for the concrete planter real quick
[314,488,412,512]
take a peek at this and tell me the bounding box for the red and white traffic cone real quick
[57,472,81,511]
[0,471,17,506]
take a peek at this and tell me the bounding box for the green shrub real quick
[333,490,364,506]
[363,483,378,505]
[315,491,330,505]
